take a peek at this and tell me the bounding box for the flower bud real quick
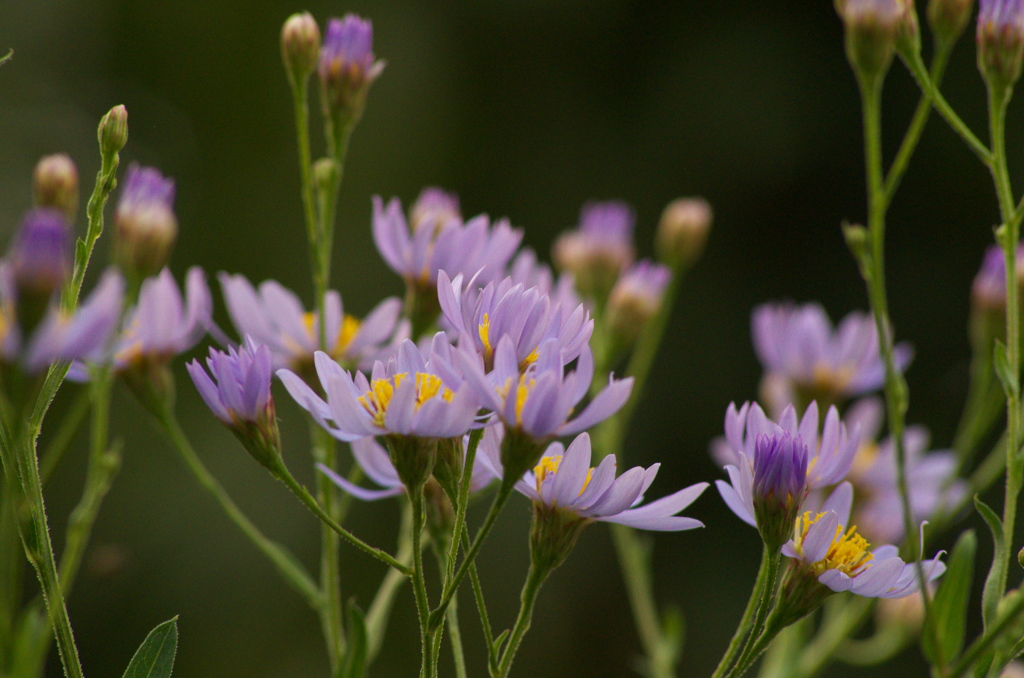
[9,208,72,332]
[553,201,635,303]
[33,154,79,221]
[839,0,902,82]
[281,12,321,87]
[605,260,671,355]
[529,501,591,573]
[751,432,809,549]
[656,197,712,268]
[432,437,464,501]
[896,0,922,59]
[113,164,177,281]
[978,0,1024,91]
[97,105,128,161]
[318,14,384,133]
[928,0,976,47]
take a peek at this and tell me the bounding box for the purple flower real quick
[715,401,860,529]
[972,244,1024,312]
[373,192,523,289]
[552,201,636,298]
[9,208,72,297]
[843,398,967,544]
[317,428,495,501]
[507,247,582,313]
[752,302,913,414]
[979,0,1024,31]
[277,336,479,442]
[409,187,461,233]
[605,260,672,346]
[219,273,404,372]
[318,14,385,118]
[112,267,210,369]
[437,270,593,372]
[114,165,177,279]
[750,432,809,546]
[187,337,282,470]
[24,268,125,373]
[456,335,632,442]
[781,490,946,599]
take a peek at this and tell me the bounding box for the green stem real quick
[731,548,782,676]
[494,561,551,678]
[466,525,495,661]
[154,407,322,609]
[431,539,467,678]
[945,591,1024,677]
[711,544,779,678]
[725,613,788,678]
[311,426,344,671]
[428,480,516,632]
[795,596,873,678]
[365,502,415,664]
[409,489,435,678]
[445,429,483,582]
[611,524,678,678]
[38,388,91,485]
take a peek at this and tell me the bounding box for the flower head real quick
[752,302,913,414]
[318,14,384,125]
[553,200,635,300]
[438,270,593,373]
[972,244,1024,312]
[605,260,671,352]
[714,401,860,532]
[9,208,73,301]
[33,154,79,221]
[979,0,1024,87]
[113,164,178,280]
[187,337,282,471]
[656,197,712,268]
[219,273,403,375]
[751,432,810,547]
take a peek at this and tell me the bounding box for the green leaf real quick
[976,497,1006,630]
[0,49,12,68]
[922,529,975,666]
[122,617,178,678]
[341,603,367,678]
[993,340,1018,399]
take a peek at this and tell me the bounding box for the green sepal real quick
[122,617,178,678]
[340,602,368,678]
[922,529,975,666]
[975,496,1006,629]
[993,340,1019,399]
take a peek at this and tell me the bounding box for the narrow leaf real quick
[922,529,975,666]
[994,341,1018,399]
[122,617,178,678]
[341,603,368,678]
[976,497,1006,629]
[0,49,12,68]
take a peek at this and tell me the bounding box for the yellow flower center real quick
[849,442,880,481]
[478,313,539,370]
[792,511,874,577]
[809,363,855,396]
[357,372,453,428]
[533,455,594,497]
[302,311,362,357]
[500,373,537,425]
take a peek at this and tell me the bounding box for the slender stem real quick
[38,388,91,485]
[711,544,778,678]
[446,429,482,582]
[154,407,322,609]
[311,426,344,670]
[0,475,23,668]
[365,502,415,664]
[945,591,1024,677]
[409,489,435,678]
[428,480,516,631]
[466,525,495,657]
[610,524,677,678]
[495,561,550,678]
[725,614,786,678]
[903,51,992,166]
[731,549,781,676]
[431,539,467,678]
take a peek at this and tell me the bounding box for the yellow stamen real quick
[479,313,492,358]
[533,455,595,497]
[357,372,453,428]
[793,511,874,576]
[302,311,362,357]
[500,373,536,425]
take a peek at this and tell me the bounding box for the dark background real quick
[0,0,1007,676]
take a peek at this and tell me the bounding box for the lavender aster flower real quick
[714,401,860,532]
[605,260,672,353]
[318,14,384,126]
[187,337,282,471]
[752,301,913,415]
[437,270,593,372]
[844,398,967,544]
[553,200,636,300]
[972,244,1024,311]
[9,208,72,303]
[751,432,810,547]
[507,248,582,313]
[219,272,403,375]
[113,164,177,280]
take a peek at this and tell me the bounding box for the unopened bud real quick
[928,0,975,47]
[978,0,1024,91]
[553,201,636,303]
[840,0,902,82]
[896,0,922,59]
[605,260,671,352]
[33,154,79,221]
[97,105,128,160]
[9,208,72,331]
[656,197,711,268]
[313,157,339,195]
[318,14,384,133]
[281,12,321,87]
[385,435,438,491]
[113,164,177,281]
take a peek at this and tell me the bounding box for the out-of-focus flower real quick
[978,0,1024,88]
[656,197,712,268]
[9,208,73,303]
[24,269,125,373]
[927,0,975,47]
[281,12,321,86]
[113,164,178,281]
[456,336,632,483]
[972,244,1024,312]
[33,154,79,221]
[605,260,671,353]
[437,270,593,373]
[507,248,581,313]
[838,0,903,79]
[714,401,860,534]
[751,302,913,414]
[553,200,635,301]
[187,337,282,471]
[843,398,967,544]
[318,14,384,127]
[219,273,403,374]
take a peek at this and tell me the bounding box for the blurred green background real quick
[0,0,1008,675]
